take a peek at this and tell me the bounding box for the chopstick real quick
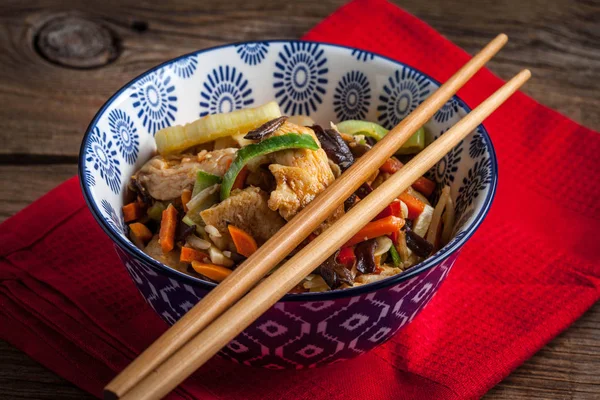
[119,68,531,400]
[105,34,508,400]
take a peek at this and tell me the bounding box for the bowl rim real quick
[79,39,498,302]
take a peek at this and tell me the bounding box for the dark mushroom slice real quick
[356,182,373,199]
[365,136,377,146]
[345,182,373,212]
[348,142,372,158]
[243,116,288,140]
[311,125,355,171]
[344,193,357,212]
[355,238,378,274]
[131,176,152,205]
[317,250,354,289]
[405,227,434,258]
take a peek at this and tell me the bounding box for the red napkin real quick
[1,0,599,398]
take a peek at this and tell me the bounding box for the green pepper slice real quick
[220,133,319,199]
[389,244,401,267]
[336,120,425,155]
[192,170,223,197]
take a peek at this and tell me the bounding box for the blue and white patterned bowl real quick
[79,41,497,368]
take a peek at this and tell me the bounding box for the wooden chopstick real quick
[117,69,531,400]
[104,34,508,400]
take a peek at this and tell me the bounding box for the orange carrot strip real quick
[181,189,192,212]
[129,222,153,248]
[398,191,425,219]
[122,202,142,222]
[159,204,178,254]
[191,261,232,282]
[380,158,436,197]
[344,216,405,247]
[180,247,209,263]
[228,224,258,257]
[379,157,403,174]
[231,166,249,191]
[412,176,436,197]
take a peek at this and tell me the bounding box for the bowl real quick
[79,40,497,368]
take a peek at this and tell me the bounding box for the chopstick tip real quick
[518,69,532,81]
[103,390,119,400]
[496,33,508,44]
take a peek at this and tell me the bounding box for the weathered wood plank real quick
[0,0,598,158]
[0,165,77,223]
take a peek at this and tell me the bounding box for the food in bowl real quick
[80,41,497,368]
[122,100,455,292]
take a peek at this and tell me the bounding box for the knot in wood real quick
[35,16,119,68]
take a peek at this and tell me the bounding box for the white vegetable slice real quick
[441,195,456,246]
[186,235,211,250]
[373,236,393,256]
[413,204,434,237]
[426,186,451,244]
[186,184,220,212]
[155,101,282,155]
[208,246,234,267]
[399,200,409,219]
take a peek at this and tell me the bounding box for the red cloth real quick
[1,0,599,398]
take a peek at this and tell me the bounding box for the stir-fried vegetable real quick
[159,204,178,253]
[155,101,282,155]
[220,133,319,199]
[337,247,355,267]
[405,227,434,258]
[244,116,288,140]
[373,236,393,256]
[318,251,353,289]
[129,222,152,248]
[412,204,434,238]
[379,157,436,197]
[427,186,451,245]
[181,189,192,212]
[412,176,436,197]
[192,170,222,197]
[398,192,425,219]
[441,195,455,246]
[380,157,403,174]
[345,216,405,247]
[336,120,425,155]
[123,202,143,222]
[355,239,378,274]
[228,225,258,258]
[312,125,355,171]
[147,201,166,221]
[375,199,402,220]
[180,247,209,263]
[184,184,220,226]
[389,244,401,267]
[230,166,249,192]
[191,261,232,282]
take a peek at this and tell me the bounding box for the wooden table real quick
[0,0,598,398]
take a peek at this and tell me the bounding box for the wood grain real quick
[0,0,598,399]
